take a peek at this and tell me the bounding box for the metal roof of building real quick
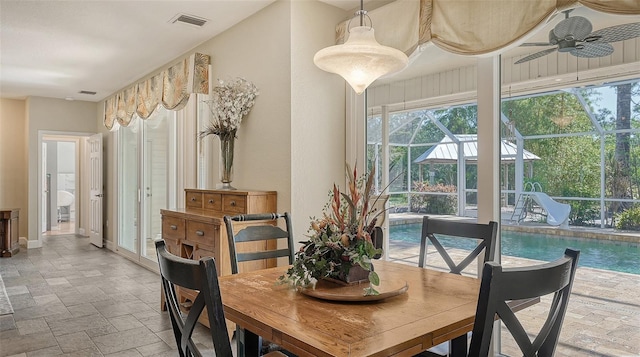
[413,134,540,164]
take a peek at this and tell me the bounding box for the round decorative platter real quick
[299,279,409,302]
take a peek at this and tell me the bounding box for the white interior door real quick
[42,145,48,232]
[89,133,103,247]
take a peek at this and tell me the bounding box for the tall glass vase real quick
[219,131,236,190]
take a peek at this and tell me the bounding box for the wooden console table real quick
[160,189,277,327]
[0,208,20,257]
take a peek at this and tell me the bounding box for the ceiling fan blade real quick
[520,42,554,47]
[515,48,558,64]
[587,22,640,43]
[554,16,592,41]
[570,42,614,58]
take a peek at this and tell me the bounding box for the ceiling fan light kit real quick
[313,1,408,94]
[515,10,640,64]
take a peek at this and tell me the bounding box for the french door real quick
[118,108,175,268]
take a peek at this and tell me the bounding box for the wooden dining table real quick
[218,260,482,357]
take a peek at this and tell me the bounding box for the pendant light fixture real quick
[313,0,408,95]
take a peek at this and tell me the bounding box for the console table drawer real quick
[162,216,185,240]
[186,192,203,209]
[203,193,223,211]
[186,221,219,249]
[223,195,247,214]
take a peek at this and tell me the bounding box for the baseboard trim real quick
[27,239,42,249]
[105,239,116,251]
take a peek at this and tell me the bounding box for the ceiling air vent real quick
[171,14,208,28]
[79,90,96,95]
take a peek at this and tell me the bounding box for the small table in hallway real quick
[0,208,20,257]
[218,260,481,357]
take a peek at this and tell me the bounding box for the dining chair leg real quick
[450,334,467,357]
[237,327,262,357]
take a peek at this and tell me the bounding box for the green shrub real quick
[615,206,640,231]
[410,182,457,214]
[561,186,599,226]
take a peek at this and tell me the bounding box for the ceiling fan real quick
[515,10,640,64]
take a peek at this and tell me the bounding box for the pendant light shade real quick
[314,26,408,95]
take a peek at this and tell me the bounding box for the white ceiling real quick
[0,0,278,102]
[0,1,635,102]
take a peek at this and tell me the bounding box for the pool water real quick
[390,223,640,275]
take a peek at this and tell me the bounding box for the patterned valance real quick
[104,52,210,130]
[336,0,640,57]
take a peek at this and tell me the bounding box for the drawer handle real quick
[230,200,236,206]
[196,230,204,236]
[170,225,177,230]
[191,197,196,201]
[208,199,214,203]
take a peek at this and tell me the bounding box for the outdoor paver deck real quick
[389,240,640,356]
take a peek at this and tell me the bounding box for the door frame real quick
[37,130,95,246]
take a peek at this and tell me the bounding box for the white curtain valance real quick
[336,0,640,57]
[104,52,210,130]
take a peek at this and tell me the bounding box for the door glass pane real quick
[142,108,170,262]
[118,118,140,254]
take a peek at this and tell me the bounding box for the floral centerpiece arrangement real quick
[198,77,259,189]
[279,164,385,296]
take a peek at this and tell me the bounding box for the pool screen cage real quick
[366,80,640,230]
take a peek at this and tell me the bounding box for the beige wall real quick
[192,0,348,237]
[198,0,294,207]
[26,97,98,243]
[0,98,28,236]
[290,1,347,235]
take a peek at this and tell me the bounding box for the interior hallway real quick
[43,221,75,237]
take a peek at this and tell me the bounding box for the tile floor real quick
[0,234,213,357]
[0,234,638,357]
[43,221,75,237]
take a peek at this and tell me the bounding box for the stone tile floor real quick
[0,234,638,356]
[0,235,213,357]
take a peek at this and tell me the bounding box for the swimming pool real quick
[390,223,640,275]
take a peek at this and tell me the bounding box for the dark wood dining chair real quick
[468,248,580,357]
[156,239,285,357]
[224,212,294,274]
[418,216,498,273]
[224,213,295,355]
[416,216,498,357]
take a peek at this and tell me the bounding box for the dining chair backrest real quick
[418,216,498,274]
[224,212,294,275]
[372,226,383,259]
[468,248,580,357]
[155,240,232,357]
